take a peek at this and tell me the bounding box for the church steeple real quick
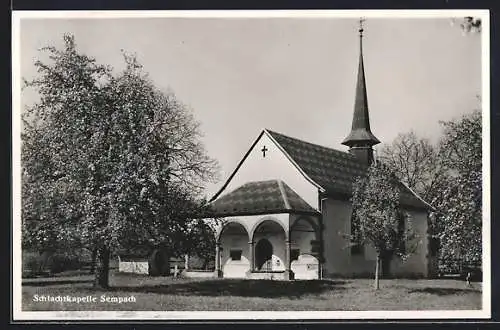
[341,18,380,165]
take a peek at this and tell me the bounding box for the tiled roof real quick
[266,130,431,210]
[209,179,319,217]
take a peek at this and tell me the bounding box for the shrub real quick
[22,254,43,277]
[46,253,82,274]
[188,255,215,271]
[23,249,89,276]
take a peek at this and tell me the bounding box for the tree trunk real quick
[39,250,53,274]
[94,246,110,289]
[374,254,380,290]
[89,246,98,274]
[149,248,171,276]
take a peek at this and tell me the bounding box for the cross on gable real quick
[261,145,268,157]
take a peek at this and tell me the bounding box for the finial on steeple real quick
[342,17,380,165]
[359,17,365,37]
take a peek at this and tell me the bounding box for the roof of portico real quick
[208,179,319,218]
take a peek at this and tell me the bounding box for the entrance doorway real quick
[255,239,273,271]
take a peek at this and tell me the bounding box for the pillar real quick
[318,221,324,280]
[248,241,255,272]
[215,242,223,278]
[284,239,294,280]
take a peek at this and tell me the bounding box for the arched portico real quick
[290,216,321,280]
[290,216,320,256]
[249,216,289,242]
[291,216,320,236]
[215,221,251,278]
[251,218,293,279]
[209,179,321,280]
[216,220,250,244]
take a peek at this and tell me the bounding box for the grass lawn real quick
[21,271,482,311]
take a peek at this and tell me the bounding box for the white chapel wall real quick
[321,197,430,278]
[222,132,319,210]
[321,198,378,277]
[390,209,429,277]
[321,198,353,276]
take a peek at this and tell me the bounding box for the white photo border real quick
[11,9,491,321]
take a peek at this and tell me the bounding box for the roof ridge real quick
[265,129,355,158]
[276,180,291,210]
[242,179,276,186]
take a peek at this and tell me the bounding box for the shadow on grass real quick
[408,287,481,296]
[22,279,94,287]
[111,279,348,298]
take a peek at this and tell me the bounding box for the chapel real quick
[207,22,437,280]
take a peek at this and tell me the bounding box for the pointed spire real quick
[342,18,380,149]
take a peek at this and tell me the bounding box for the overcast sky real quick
[18,14,482,198]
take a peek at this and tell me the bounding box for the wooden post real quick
[174,264,179,278]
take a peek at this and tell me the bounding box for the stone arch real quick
[290,216,320,240]
[250,216,289,242]
[216,219,250,244]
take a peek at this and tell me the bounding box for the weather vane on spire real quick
[359,17,365,37]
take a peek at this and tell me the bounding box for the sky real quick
[17,13,483,198]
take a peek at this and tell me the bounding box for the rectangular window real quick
[230,249,242,261]
[291,249,300,261]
